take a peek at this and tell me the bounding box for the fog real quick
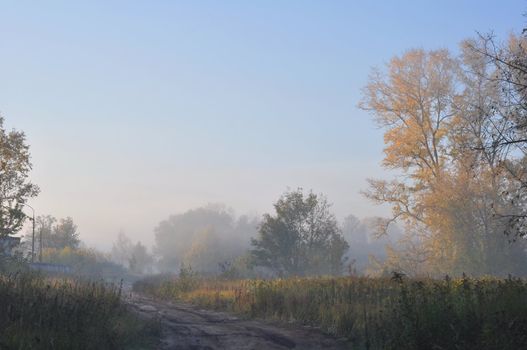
[25,159,390,251]
[4,2,526,279]
[4,2,520,255]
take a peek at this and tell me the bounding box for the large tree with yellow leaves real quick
[360,47,527,276]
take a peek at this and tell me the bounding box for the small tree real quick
[111,231,133,267]
[128,242,153,274]
[0,117,39,236]
[251,189,348,276]
[25,215,81,254]
[50,217,80,249]
[154,204,257,273]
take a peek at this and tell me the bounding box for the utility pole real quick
[39,226,43,263]
[20,203,35,263]
[32,211,35,263]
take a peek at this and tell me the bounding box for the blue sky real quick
[1,1,525,248]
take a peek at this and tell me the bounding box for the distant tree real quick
[24,215,80,255]
[183,227,223,274]
[154,205,234,271]
[326,233,350,275]
[111,231,134,267]
[342,214,367,244]
[128,241,153,274]
[154,204,257,273]
[22,215,54,256]
[251,189,348,276]
[37,215,55,237]
[0,117,39,236]
[49,217,80,249]
[110,232,154,274]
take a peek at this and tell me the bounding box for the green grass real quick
[0,272,160,349]
[134,274,527,349]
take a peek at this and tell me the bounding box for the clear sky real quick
[1,1,525,249]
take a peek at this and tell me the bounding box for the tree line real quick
[148,191,401,278]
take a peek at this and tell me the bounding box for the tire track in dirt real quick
[128,294,351,350]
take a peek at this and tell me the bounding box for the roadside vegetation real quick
[134,273,527,350]
[0,264,159,349]
[0,116,160,349]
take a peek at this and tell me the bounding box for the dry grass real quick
[134,274,527,349]
[0,272,159,349]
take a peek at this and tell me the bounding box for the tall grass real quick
[0,272,158,349]
[134,274,527,349]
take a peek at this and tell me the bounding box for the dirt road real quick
[128,294,351,350]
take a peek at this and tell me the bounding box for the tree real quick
[110,232,154,274]
[251,189,348,276]
[359,49,459,274]
[342,214,367,244]
[128,241,153,274]
[50,217,80,249]
[183,227,223,274]
[360,47,527,276]
[25,215,81,253]
[360,49,458,185]
[0,117,39,236]
[111,231,133,267]
[462,33,527,151]
[462,32,527,239]
[154,204,258,273]
[22,215,54,257]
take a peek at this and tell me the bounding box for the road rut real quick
[128,294,351,350]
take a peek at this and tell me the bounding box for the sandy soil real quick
[127,294,351,350]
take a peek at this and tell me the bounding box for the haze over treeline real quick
[3,2,523,250]
[2,2,527,279]
[104,199,398,277]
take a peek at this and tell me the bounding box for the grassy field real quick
[134,273,527,349]
[0,271,159,349]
